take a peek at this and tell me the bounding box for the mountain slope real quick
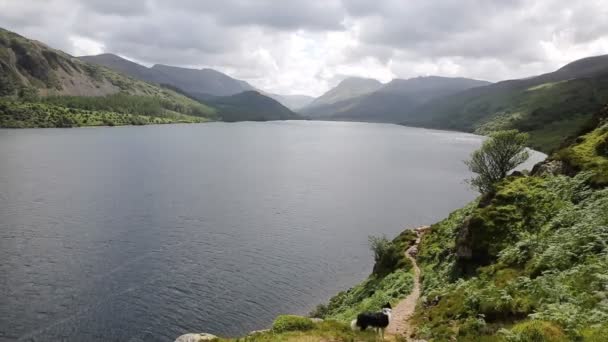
[150,64,254,96]
[80,53,306,118]
[207,91,300,122]
[0,27,217,127]
[302,76,490,122]
[80,53,255,97]
[267,93,314,110]
[301,77,383,117]
[78,53,166,85]
[408,55,608,152]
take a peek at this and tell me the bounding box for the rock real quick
[455,217,473,260]
[174,333,218,342]
[531,159,567,176]
[408,246,419,257]
[310,318,324,323]
[248,329,270,336]
[414,225,431,234]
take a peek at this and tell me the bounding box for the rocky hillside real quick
[80,54,255,97]
[0,27,218,127]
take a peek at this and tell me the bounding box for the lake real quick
[0,121,543,341]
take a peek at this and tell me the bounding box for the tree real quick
[465,130,529,193]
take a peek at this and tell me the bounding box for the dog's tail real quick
[350,319,358,331]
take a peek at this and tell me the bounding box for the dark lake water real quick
[0,121,543,341]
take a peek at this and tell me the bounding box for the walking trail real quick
[386,226,429,340]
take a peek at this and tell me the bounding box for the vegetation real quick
[0,99,206,128]
[271,315,315,333]
[411,69,608,153]
[465,130,529,193]
[0,27,219,128]
[556,121,608,186]
[410,111,608,341]
[310,230,417,322]
[41,93,215,119]
[217,319,379,342]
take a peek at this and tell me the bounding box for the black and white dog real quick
[350,303,392,340]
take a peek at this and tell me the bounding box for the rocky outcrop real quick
[455,217,473,261]
[531,159,569,177]
[174,333,218,342]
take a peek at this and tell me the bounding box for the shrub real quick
[368,235,409,276]
[508,320,568,342]
[271,315,314,333]
[465,130,529,193]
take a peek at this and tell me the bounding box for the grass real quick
[217,319,379,342]
[556,123,608,185]
[412,171,608,341]
[310,230,417,322]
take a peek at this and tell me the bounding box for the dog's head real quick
[381,302,392,315]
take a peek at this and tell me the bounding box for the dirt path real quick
[386,226,429,340]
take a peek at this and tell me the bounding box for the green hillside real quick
[207,91,301,122]
[409,56,608,152]
[0,27,217,128]
[408,106,608,341]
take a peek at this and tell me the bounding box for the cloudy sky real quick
[1,0,608,96]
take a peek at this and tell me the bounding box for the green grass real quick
[556,124,608,185]
[412,172,608,341]
[217,319,379,342]
[310,230,416,322]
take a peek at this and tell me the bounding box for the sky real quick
[1,0,608,96]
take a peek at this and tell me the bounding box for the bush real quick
[465,130,529,193]
[369,235,409,276]
[508,320,568,342]
[271,315,314,333]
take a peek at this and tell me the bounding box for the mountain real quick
[301,77,383,117]
[78,53,166,85]
[80,53,306,116]
[301,76,490,122]
[267,93,314,110]
[80,54,255,97]
[207,91,300,122]
[407,55,608,152]
[0,27,217,127]
[150,64,254,96]
[80,53,314,111]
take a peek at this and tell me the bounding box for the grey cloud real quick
[1,0,607,94]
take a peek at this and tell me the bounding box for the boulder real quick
[531,159,567,176]
[174,333,218,342]
[248,329,270,336]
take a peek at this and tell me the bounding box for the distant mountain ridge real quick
[80,53,310,110]
[301,76,490,122]
[407,54,608,151]
[311,77,383,106]
[80,54,254,97]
